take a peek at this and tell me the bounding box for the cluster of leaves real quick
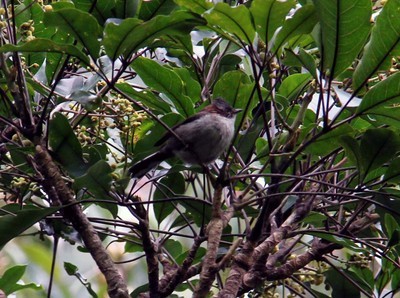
[1,0,400,297]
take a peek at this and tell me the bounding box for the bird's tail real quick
[129,151,171,178]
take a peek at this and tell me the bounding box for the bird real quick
[129,98,242,178]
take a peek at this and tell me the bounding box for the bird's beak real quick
[234,108,243,114]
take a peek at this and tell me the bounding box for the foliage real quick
[0,0,400,297]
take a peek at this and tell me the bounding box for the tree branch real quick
[34,145,129,298]
[194,186,233,297]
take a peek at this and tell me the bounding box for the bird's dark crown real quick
[203,98,242,118]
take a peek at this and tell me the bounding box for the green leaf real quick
[384,213,400,239]
[376,269,391,296]
[392,267,400,294]
[139,0,177,20]
[325,269,361,298]
[213,70,256,109]
[387,229,400,248]
[384,157,400,184]
[255,137,270,164]
[103,11,204,60]
[112,0,139,18]
[306,231,367,252]
[277,73,312,102]
[353,0,400,90]
[178,199,212,227]
[339,135,362,181]
[176,247,206,266]
[130,284,149,297]
[74,160,113,200]
[49,113,86,177]
[356,72,400,123]
[0,265,41,294]
[124,236,143,253]
[272,4,318,53]
[116,82,171,113]
[174,0,213,15]
[163,239,183,259]
[0,265,26,289]
[313,0,371,79]
[0,205,59,249]
[74,0,117,25]
[301,212,327,226]
[204,3,255,44]
[43,8,101,59]
[0,38,90,65]
[347,267,374,293]
[173,68,202,103]
[359,128,400,179]
[306,124,354,155]
[153,173,185,224]
[63,261,98,297]
[250,0,295,44]
[284,48,318,79]
[64,262,78,275]
[131,57,195,116]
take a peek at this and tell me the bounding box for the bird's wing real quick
[154,112,205,146]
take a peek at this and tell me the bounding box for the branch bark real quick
[194,186,233,297]
[34,145,129,298]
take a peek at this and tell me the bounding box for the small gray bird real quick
[129,98,241,178]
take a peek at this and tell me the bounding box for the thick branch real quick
[34,145,129,298]
[218,240,255,297]
[194,186,233,297]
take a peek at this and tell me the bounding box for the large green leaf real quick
[356,72,400,123]
[0,265,42,294]
[174,68,202,104]
[74,160,113,201]
[342,129,400,183]
[43,8,101,59]
[139,0,177,20]
[131,57,195,116]
[103,11,204,60]
[115,82,171,113]
[204,3,255,44]
[277,73,312,102]
[347,267,374,294]
[340,135,363,175]
[306,124,354,155]
[272,4,318,53]
[74,0,117,24]
[325,269,361,298]
[174,0,213,15]
[313,0,371,79]
[359,128,400,180]
[384,157,400,184]
[250,0,295,44]
[353,0,400,91]
[213,70,254,108]
[0,205,59,249]
[153,173,185,224]
[0,38,90,65]
[284,48,318,80]
[49,113,86,177]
